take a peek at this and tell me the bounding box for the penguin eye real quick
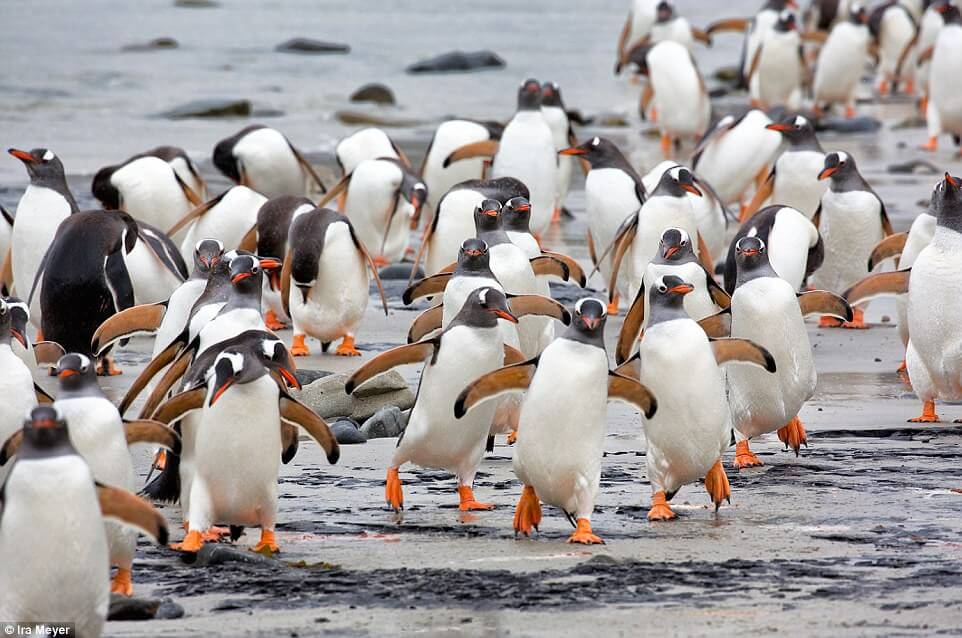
[657,284,668,293]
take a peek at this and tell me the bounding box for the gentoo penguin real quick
[144,145,207,201]
[420,119,502,216]
[724,205,823,293]
[446,79,558,239]
[706,0,800,89]
[724,236,851,466]
[169,186,268,262]
[633,274,775,520]
[913,1,947,121]
[0,205,12,294]
[416,177,529,278]
[7,147,78,330]
[281,207,389,357]
[921,3,962,153]
[846,174,962,423]
[748,11,807,110]
[813,152,893,328]
[321,157,426,265]
[49,353,178,595]
[692,109,783,210]
[153,340,337,553]
[540,81,575,220]
[500,195,587,286]
[813,5,873,117]
[5,296,65,374]
[346,287,519,513]
[92,153,200,235]
[649,1,713,50]
[0,406,167,638]
[868,1,918,95]
[454,298,657,543]
[212,124,326,198]
[335,127,406,176]
[0,298,38,481]
[617,0,659,62]
[618,40,711,157]
[616,228,731,363]
[745,115,827,220]
[253,196,315,330]
[805,0,853,31]
[559,137,646,312]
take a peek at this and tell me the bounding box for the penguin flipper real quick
[403,272,453,305]
[696,233,715,274]
[281,423,299,464]
[139,346,195,419]
[740,172,774,222]
[137,223,188,281]
[616,12,632,62]
[705,17,750,35]
[287,142,328,194]
[34,382,54,405]
[613,352,640,379]
[599,213,639,291]
[454,358,539,419]
[123,419,181,454]
[706,274,731,309]
[0,429,23,465]
[844,270,911,307]
[442,140,499,169]
[868,232,908,271]
[607,371,657,418]
[105,250,136,312]
[316,173,352,209]
[150,387,206,425]
[166,191,227,237]
[279,396,339,465]
[117,336,181,415]
[407,305,443,343]
[173,172,204,207]
[346,224,390,316]
[710,338,776,372]
[92,301,168,356]
[237,225,258,253]
[95,483,169,545]
[797,291,853,322]
[541,251,587,287]
[0,247,11,291]
[616,283,645,366]
[507,294,571,325]
[698,309,732,339]
[503,345,526,365]
[33,341,65,367]
[345,338,440,395]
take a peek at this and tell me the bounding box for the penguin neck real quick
[476,227,510,247]
[222,285,263,313]
[828,167,869,193]
[647,298,689,327]
[190,266,210,280]
[17,432,79,461]
[454,260,496,280]
[936,209,962,235]
[448,305,499,331]
[561,324,606,349]
[30,174,79,213]
[786,133,822,153]
[57,378,108,401]
[735,261,779,289]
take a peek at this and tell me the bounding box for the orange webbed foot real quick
[777,416,808,456]
[607,295,620,316]
[819,315,843,328]
[372,256,389,268]
[96,356,122,376]
[251,529,279,555]
[458,485,494,511]
[841,308,868,329]
[704,459,731,511]
[733,440,763,470]
[513,485,542,536]
[844,105,857,119]
[385,467,404,512]
[264,309,287,331]
[335,335,361,357]
[201,526,231,542]
[909,400,940,423]
[648,491,676,521]
[506,430,518,445]
[551,207,562,223]
[567,518,604,545]
[922,136,938,152]
[110,568,133,597]
[290,334,310,357]
[660,133,672,159]
[171,530,204,553]
[897,360,912,387]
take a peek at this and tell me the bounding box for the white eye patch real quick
[42,150,54,161]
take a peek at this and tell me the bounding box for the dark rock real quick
[275,38,350,54]
[815,116,882,134]
[174,0,219,7]
[594,111,630,127]
[295,369,334,385]
[406,50,505,74]
[350,83,396,105]
[892,115,927,130]
[155,598,186,620]
[359,405,406,439]
[379,263,421,280]
[713,66,740,83]
[887,159,940,175]
[334,110,425,127]
[331,418,368,444]
[296,373,352,419]
[251,107,285,118]
[158,99,251,119]
[186,543,278,567]
[122,37,179,52]
[108,594,160,621]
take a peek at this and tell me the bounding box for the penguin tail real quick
[141,452,181,504]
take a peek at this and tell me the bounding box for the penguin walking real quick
[921,4,962,153]
[869,1,918,95]
[649,1,713,50]
[724,237,851,467]
[169,185,268,263]
[0,406,167,638]
[913,1,947,123]
[0,299,38,482]
[813,152,893,328]
[631,274,776,520]
[345,287,519,513]
[455,298,657,543]
[748,11,807,110]
[501,196,586,285]
[213,124,326,198]
[617,0,659,62]
[812,5,873,117]
[540,81,575,220]
[253,196,316,330]
[420,120,502,216]
[280,207,389,357]
[7,148,78,331]
[559,137,646,312]
[705,0,797,89]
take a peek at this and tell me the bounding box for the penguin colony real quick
[1,0,961,633]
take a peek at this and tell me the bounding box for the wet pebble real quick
[331,418,368,444]
[406,50,505,74]
[122,37,178,52]
[295,369,334,385]
[887,159,940,175]
[158,99,251,119]
[359,405,406,439]
[379,262,420,280]
[350,83,395,105]
[275,38,350,54]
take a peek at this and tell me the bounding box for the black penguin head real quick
[473,199,503,233]
[659,227,695,262]
[456,287,518,328]
[56,353,99,394]
[502,197,532,233]
[91,165,122,209]
[765,115,817,146]
[559,136,620,166]
[573,297,607,333]
[517,78,543,111]
[4,297,29,349]
[654,166,703,198]
[734,236,770,271]
[765,0,799,11]
[229,255,280,293]
[194,239,225,274]
[649,274,694,309]
[9,148,68,188]
[404,179,428,212]
[933,173,962,231]
[656,1,675,23]
[774,10,798,32]
[849,3,869,24]
[540,81,564,108]
[818,151,856,181]
[936,2,962,24]
[21,405,71,452]
[458,238,490,271]
[208,350,265,406]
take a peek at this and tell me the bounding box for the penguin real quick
[420,119,502,216]
[745,115,827,220]
[724,205,823,293]
[253,195,316,330]
[280,207,389,357]
[0,406,167,638]
[345,287,518,514]
[335,127,407,176]
[804,0,853,32]
[722,236,851,467]
[845,173,962,423]
[92,153,200,236]
[812,151,893,328]
[170,185,268,262]
[321,157,427,266]
[631,274,776,520]
[921,3,962,153]
[618,40,711,157]
[454,298,657,543]
[445,79,558,239]
[540,81,575,220]
[617,0,660,62]
[748,11,807,110]
[49,353,179,595]
[0,205,12,294]
[144,145,207,201]
[5,296,64,374]
[500,195,587,284]
[616,228,731,364]
[0,298,38,483]
[145,342,337,554]
[649,1,713,50]
[868,0,918,95]
[122,218,189,306]
[692,109,784,210]
[559,137,646,312]
[415,176,529,278]
[706,0,800,89]
[812,4,873,117]
[212,124,326,198]
[7,147,78,331]
[913,1,947,122]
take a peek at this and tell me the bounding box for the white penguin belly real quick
[585,169,639,295]
[426,188,486,276]
[179,186,267,262]
[813,25,869,103]
[649,42,709,137]
[423,120,489,214]
[627,197,699,297]
[112,157,193,234]
[695,111,782,205]
[765,206,818,291]
[0,348,37,483]
[756,33,804,108]
[772,151,828,218]
[489,243,548,357]
[642,262,717,325]
[343,160,408,263]
[492,112,557,236]
[814,190,884,294]
[234,128,306,198]
[197,307,264,356]
[931,29,962,134]
[125,238,183,305]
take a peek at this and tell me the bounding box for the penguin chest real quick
[899,213,936,269]
[57,397,135,489]
[514,340,608,511]
[814,24,869,100]
[772,151,828,217]
[764,207,818,291]
[233,128,305,198]
[423,121,489,212]
[11,185,71,303]
[878,8,916,74]
[427,188,485,275]
[198,308,264,355]
[343,161,408,261]
[442,275,501,328]
[0,348,37,445]
[630,198,698,290]
[124,237,183,305]
[492,114,557,232]
[649,49,708,134]
[931,28,962,129]
[181,186,267,261]
[815,190,884,293]
[756,34,803,105]
[153,279,206,357]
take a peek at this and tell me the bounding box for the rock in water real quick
[406,50,505,74]
[331,418,368,444]
[122,37,178,52]
[334,110,425,127]
[350,83,396,105]
[887,159,940,175]
[275,38,350,54]
[360,406,406,439]
[158,99,251,119]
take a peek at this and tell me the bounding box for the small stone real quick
[275,38,350,54]
[122,37,179,52]
[713,66,740,82]
[158,99,251,119]
[174,0,219,7]
[351,389,415,422]
[331,418,368,444]
[350,83,395,105]
[155,599,186,620]
[108,594,160,621]
[880,315,891,323]
[594,112,630,127]
[359,405,407,439]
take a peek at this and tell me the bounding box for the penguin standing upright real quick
[748,11,807,110]
[7,148,78,330]
[813,4,873,117]
[869,1,918,95]
[705,0,798,89]
[212,124,326,198]
[454,298,657,543]
[253,196,316,330]
[913,1,947,121]
[617,0,659,61]
[420,120,501,215]
[813,152,893,328]
[0,298,37,482]
[559,137,646,312]
[746,115,827,220]
[921,4,962,153]
[540,81,575,220]
[0,407,168,638]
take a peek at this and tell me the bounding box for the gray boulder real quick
[295,373,352,419]
[330,418,367,444]
[406,50,505,74]
[359,406,408,439]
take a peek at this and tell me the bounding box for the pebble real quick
[350,83,395,105]
[275,38,350,54]
[158,99,251,119]
[331,418,368,444]
[406,50,505,74]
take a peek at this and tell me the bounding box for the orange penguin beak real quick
[34,418,58,429]
[818,167,838,180]
[664,246,680,259]
[739,248,759,257]
[231,272,253,284]
[493,309,519,323]
[58,368,79,379]
[559,147,586,156]
[680,183,703,197]
[8,149,35,163]
[669,283,695,295]
[483,208,499,217]
[765,123,793,133]
[10,328,27,349]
